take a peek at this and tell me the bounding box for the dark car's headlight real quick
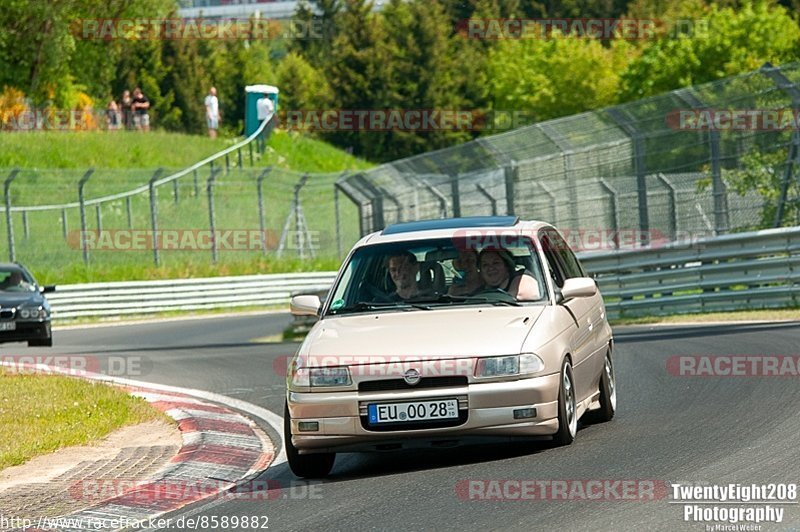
[474,354,544,378]
[19,307,47,319]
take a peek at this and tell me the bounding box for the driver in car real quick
[478,248,540,300]
[387,251,422,300]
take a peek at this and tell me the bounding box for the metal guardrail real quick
[48,271,337,320]
[47,227,799,321]
[579,226,800,319]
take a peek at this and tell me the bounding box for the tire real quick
[592,350,617,423]
[553,358,577,446]
[284,402,335,478]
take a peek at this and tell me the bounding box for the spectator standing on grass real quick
[120,90,133,130]
[106,99,120,130]
[204,86,220,138]
[131,87,150,132]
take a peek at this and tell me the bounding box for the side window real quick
[540,235,567,288]
[548,230,585,279]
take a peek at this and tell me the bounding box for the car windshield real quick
[326,236,547,316]
[0,268,35,293]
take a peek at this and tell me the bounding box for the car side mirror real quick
[291,295,322,316]
[560,277,597,301]
[41,285,56,294]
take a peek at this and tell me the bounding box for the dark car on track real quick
[0,263,54,347]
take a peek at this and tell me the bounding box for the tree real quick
[620,1,800,101]
[486,30,630,124]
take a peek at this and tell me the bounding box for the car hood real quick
[0,293,45,307]
[301,305,547,362]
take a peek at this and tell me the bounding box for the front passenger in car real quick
[478,248,540,301]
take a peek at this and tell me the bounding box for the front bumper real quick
[288,372,561,453]
[0,321,51,344]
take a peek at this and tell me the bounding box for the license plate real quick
[0,322,15,331]
[368,399,459,424]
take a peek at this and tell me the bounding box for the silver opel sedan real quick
[285,216,615,478]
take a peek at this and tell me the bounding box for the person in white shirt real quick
[204,87,220,138]
[256,96,274,122]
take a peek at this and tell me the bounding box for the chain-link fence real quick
[339,62,800,249]
[0,165,360,273]
[0,115,367,276]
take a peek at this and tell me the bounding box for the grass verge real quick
[610,307,800,326]
[0,129,372,172]
[0,369,169,470]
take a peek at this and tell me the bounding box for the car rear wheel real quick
[284,402,335,478]
[592,350,616,423]
[553,358,577,446]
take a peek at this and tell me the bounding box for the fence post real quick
[606,108,650,246]
[78,169,94,265]
[599,179,620,249]
[225,153,230,174]
[22,211,29,240]
[504,164,517,216]
[126,197,133,228]
[207,167,222,264]
[193,169,199,197]
[334,184,342,259]
[62,208,68,240]
[173,178,179,204]
[4,169,19,262]
[656,173,677,241]
[95,205,102,234]
[249,143,254,166]
[417,177,448,218]
[148,168,164,267]
[450,175,461,218]
[675,89,728,235]
[238,148,243,169]
[256,166,272,255]
[475,184,497,216]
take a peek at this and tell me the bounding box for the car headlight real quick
[292,366,351,387]
[19,307,47,319]
[474,354,544,378]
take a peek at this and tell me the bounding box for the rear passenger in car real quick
[448,249,484,296]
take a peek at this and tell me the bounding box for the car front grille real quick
[0,309,14,319]
[358,376,468,392]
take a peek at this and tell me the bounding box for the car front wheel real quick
[553,358,577,446]
[593,350,616,422]
[284,402,335,478]
[28,337,52,347]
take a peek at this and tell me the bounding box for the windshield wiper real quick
[332,301,432,314]
[411,294,521,307]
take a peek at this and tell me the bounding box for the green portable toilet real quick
[244,85,279,136]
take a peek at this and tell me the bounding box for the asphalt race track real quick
[8,314,800,531]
